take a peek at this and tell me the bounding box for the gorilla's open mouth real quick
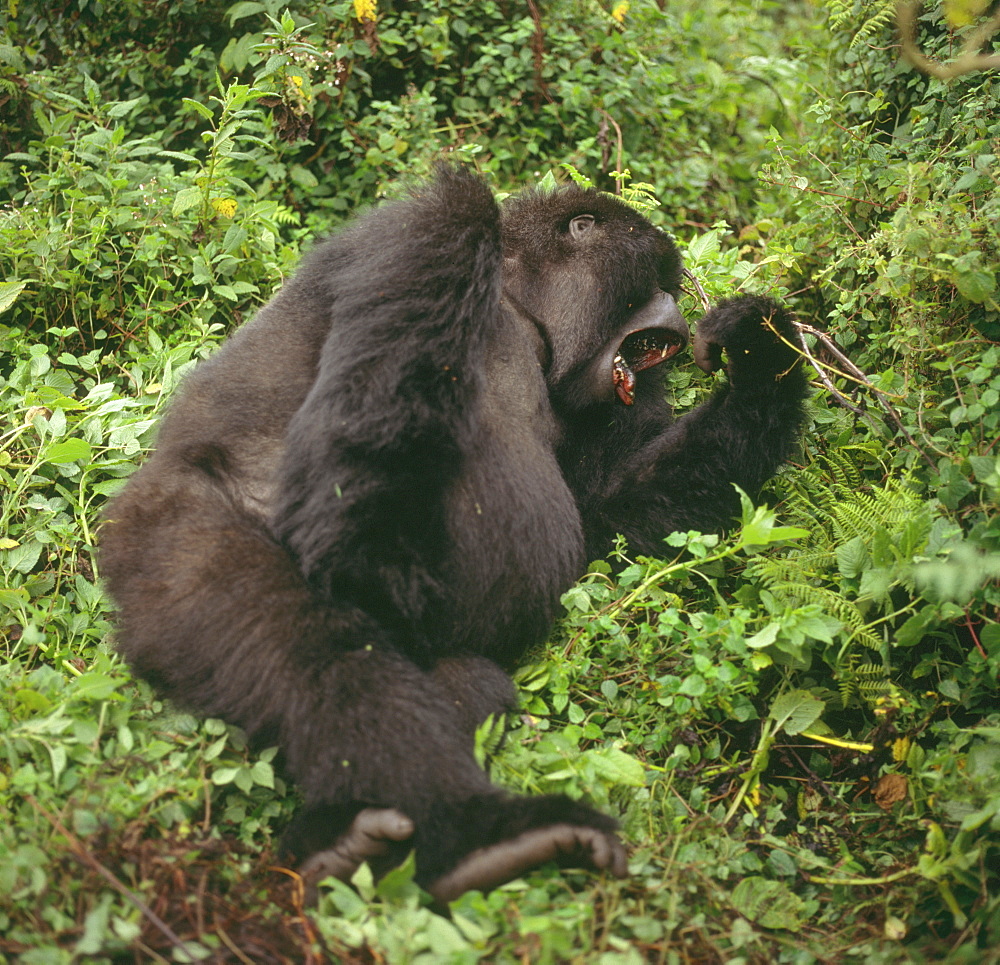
[613,328,686,405]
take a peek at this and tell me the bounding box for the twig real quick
[597,108,624,190]
[215,920,257,965]
[681,268,711,312]
[794,321,938,470]
[965,614,987,659]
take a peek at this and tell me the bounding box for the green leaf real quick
[731,876,811,929]
[107,97,145,118]
[6,540,44,574]
[685,229,722,265]
[955,269,996,304]
[173,186,203,217]
[73,673,119,701]
[159,150,201,163]
[746,623,780,649]
[250,760,274,788]
[537,170,559,192]
[227,0,267,23]
[587,746,646,787]
[212,766,240,785]
[836,536,869,579]
[182,97,216,121]
[562,586,592,613]
[41,438,92,465]
[0,280,28,314]
[769,689,824,736]
[0,586,30,611]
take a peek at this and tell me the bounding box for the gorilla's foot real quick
[427,823,628,904]
[298,807,414,903]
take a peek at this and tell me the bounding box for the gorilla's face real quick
[500,187,689,409]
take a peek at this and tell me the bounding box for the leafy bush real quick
[1,0,999,961]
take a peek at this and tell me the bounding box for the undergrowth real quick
[1,0,999,962]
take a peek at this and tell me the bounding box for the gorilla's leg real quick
[430,655,518,738]
[102,474,625,899]
[287,653,626,902]
[293,808,627,905]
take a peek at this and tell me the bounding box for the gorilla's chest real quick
[440,343,584,664]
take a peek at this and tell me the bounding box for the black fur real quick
[101,166,807,894]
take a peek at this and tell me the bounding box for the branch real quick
[898,1,1000,79]
[793,321,938,470]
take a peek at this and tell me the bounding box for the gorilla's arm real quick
[565,296,808,558]
[271,167,501,647]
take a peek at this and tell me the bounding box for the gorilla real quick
[100,166,807,902]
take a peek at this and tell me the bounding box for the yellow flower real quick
[354,0,377,23]
[611,1,629,24]
[211,197,238,218]
[943,0,989,28]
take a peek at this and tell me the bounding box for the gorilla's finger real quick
[427,824,627,904]
[693,332,724,373]
[298,807,414,896]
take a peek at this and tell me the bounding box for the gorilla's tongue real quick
[613,329,685,405]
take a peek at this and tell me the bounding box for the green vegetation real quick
[2,0,998,961]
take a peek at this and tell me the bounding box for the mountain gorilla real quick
[101,166,807,902]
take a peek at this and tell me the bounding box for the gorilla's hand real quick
[693,296,802,386]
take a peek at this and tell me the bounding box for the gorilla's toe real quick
[427,823,628,904]
[298,807,414,902]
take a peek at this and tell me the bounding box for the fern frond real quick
[837,655,894,708]
[762,580,883,651]
[826,0,898,47]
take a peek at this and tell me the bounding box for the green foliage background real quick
[1,0,999,961]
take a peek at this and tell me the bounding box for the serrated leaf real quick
[6,540,43,574]
[836,535,869,579]
[955,269,996,304]
[172,186,203,217]
[182,98,215,121]
[769,689,824,736]
[586,746,645,787]
[685,230,722,265]
[537,170,559,192]
[107,97,145,118]
[0,280,28,314]
[214,284,238,301]
[731,876,810,929]
[0,586,30,610]
[159,150,200,163]
[42,438,93,465]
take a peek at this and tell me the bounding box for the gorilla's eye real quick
[568,214,596,240]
